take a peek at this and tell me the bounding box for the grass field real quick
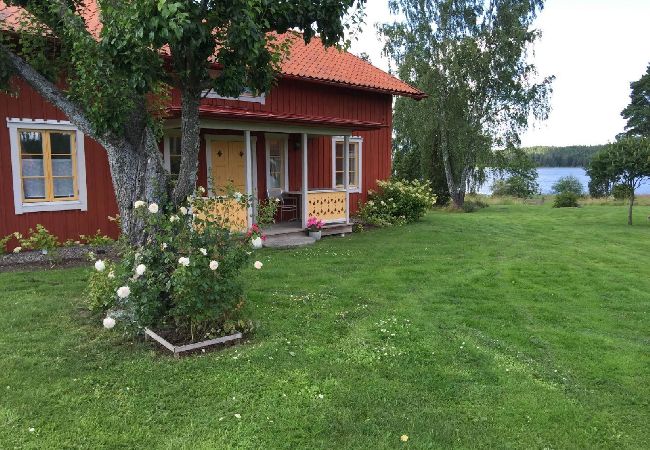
[1,203,649,448]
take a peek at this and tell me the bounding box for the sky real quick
[350,0,650,147]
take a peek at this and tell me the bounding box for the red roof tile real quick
[0,1,424,99]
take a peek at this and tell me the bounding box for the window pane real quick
[268,139,283,189]
[23,178,46,199]
[53,177,75,198]
[20,131,43,155]
[50,133,72,154]
[51,154,73,176]
[336,172,344,186]
[21,156,44,176]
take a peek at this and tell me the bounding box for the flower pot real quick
[251,237,263,249]
[308,230,322,240]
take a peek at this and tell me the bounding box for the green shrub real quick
[612,184,633,200]
[87,189,257,340]
[16,225,59,252]
[0,234,12,255]
[357,179,435,226]
[462,200,489,213]
[552,176,584,197]
[491,175,539,198]
[553,191,579,208]
[80,230,114,246]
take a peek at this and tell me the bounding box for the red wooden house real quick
[0,3,424,243]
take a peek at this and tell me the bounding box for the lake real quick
[477,167,650,195]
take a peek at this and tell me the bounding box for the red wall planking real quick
[1,77,394,242]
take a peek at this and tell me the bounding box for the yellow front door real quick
[210,140,245,194]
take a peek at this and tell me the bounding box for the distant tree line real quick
[522,145,605,167]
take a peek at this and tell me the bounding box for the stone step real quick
[263,235,316,249]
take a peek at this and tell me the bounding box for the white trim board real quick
[6,118,88,215]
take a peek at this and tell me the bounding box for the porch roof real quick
[166,105,385,131]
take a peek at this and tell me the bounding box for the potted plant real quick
[246,224,265,249]
[306,216,324,240]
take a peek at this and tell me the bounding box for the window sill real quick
[16,200,87,215]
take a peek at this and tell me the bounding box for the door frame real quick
[204,134,257,196]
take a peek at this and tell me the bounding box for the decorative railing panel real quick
[307,191,346,222]
[192,197,248,232]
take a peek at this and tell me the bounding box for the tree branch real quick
[0,43,121,152]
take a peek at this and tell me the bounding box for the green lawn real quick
[1,203,649,449]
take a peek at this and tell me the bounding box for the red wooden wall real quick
[1,77,393,244]
[0,79,120,243]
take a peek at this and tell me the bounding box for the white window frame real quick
[7,118,88,214]
[265,133,289,192]
[332,136,362,193]
[202,88,266,105]
[163,132,182,174]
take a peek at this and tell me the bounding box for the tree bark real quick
[172,87,202,204]
[628,191,635,226]
[440,130,465,208]
[2,44,168,243]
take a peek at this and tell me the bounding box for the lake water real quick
[477,167,650,195]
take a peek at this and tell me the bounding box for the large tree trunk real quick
[2,44,168,243]
[172,87,202,204]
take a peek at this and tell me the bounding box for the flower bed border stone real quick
[144,327,242,357]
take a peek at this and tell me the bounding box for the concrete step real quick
[263,235,316,249]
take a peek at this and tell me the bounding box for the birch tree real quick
[381,0,553,207]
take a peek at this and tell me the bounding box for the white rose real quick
[94,259,106,272]
[117,286,130,299]
[209,260,219,271]
[103,317,116,329]
[135,264,146,276]
[233,192,243,201]
[179,206,188,215]
[108,271,115,279]
[148,203,159,214]
[254,261,263,270]
[178,257,190,267]
[133,200,146,209]
[169,215,179,223]
[13,246,21,253]
[161,242,168,250]
[199,248,207,256]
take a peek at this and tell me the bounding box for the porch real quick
[165,111,377,235]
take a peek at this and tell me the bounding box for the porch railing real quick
[307,190,347,223]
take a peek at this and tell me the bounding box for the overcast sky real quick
[350,0,650,147]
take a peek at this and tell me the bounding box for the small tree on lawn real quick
[587,137,650,225]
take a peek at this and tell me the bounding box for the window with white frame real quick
[332,137,362,192]
[164,133,182,178]
[7,119,87,214]
[202,88,266,104]
[265,134,288,191]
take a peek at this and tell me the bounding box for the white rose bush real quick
[87,188,258,341]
